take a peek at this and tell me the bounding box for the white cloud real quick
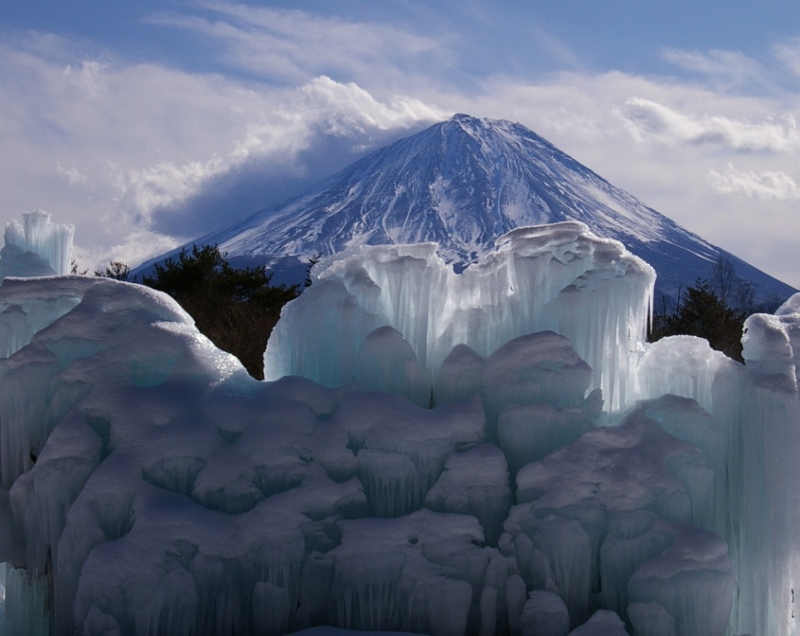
[62,60,108,95]
[104,73,446,228]
[707,164,800,200]
[138,76,448,236]
[56,162,88,186]
[72,229,180,274]
[115,157,230,221]
[618,97,800,151]
[298,76,447,135]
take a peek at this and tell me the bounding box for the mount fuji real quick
[143,114,795,304]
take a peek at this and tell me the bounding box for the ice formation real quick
[0,219,798,636]
[0,210,74,281]
[265,222,655,411]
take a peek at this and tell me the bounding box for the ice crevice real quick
[0,217,798,635]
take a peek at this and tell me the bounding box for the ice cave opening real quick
[0,211,798,636]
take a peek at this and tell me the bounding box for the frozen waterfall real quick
[0,217,798,635]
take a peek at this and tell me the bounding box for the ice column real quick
[1,210,75,279]
[726,296,800,636]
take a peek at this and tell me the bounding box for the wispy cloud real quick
[56,161,88,186]
[661,48,765,87]
[529,27,586,72]
[774,37,800,78]
[707,163,800,200]
[150,2,445,85]
[618,97,800,151]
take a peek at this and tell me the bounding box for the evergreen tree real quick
[646,254,780,362]
[140,245,299,379]
[650,279,746,361]
[95,261,130,281]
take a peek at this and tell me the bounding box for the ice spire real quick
[0,210,75,279]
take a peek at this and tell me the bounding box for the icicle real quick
[265,222,655,411]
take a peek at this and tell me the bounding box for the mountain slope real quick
[145,114,795,304]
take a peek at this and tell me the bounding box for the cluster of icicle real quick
[0,210,74,281]
[265,222,655,412]
[0,216,798,636]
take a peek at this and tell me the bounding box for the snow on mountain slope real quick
[147,114,795,303]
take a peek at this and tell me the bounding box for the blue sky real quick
[2,1,800,289]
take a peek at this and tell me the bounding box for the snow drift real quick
[0,215,798,636]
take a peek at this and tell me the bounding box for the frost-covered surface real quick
[0,223,799,635]
[0,211,74,281]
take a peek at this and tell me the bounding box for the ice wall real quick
[0,221,797,635]
[0,211,75,280]
[266,222,800,635]
[0,274,737,636]
[627,295,800,635]
[731,299,800,635]
[265,221,655,411]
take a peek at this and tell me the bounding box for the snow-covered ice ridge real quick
[0,222,799,635]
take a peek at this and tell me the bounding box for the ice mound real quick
[506,403,732,633]
[742,295,800,390]
[567,610,628,635]
[0,221,799,635]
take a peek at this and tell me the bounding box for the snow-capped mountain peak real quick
[156,114,794,302]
